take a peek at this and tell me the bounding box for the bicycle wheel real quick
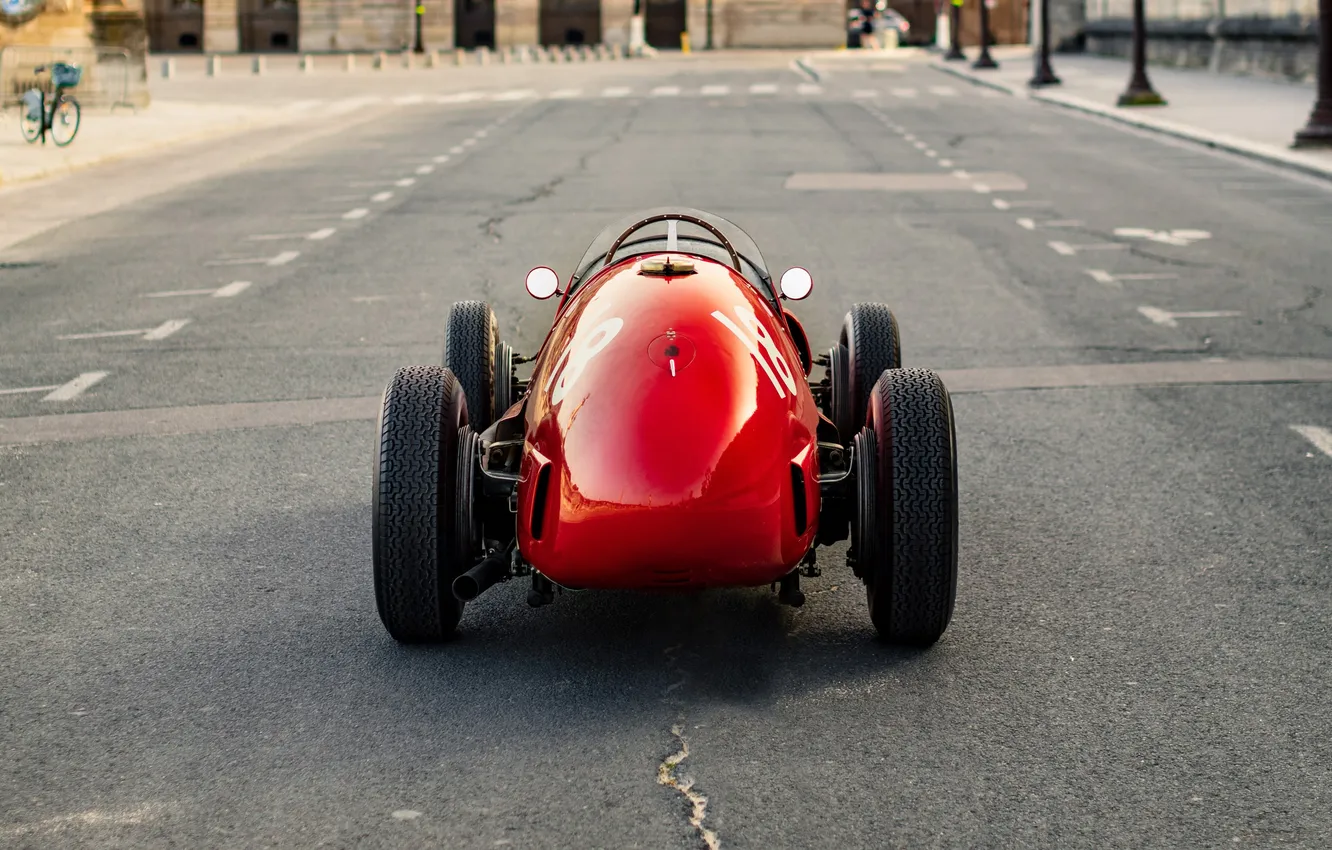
[20,96,42,143]
[51,96,80,147]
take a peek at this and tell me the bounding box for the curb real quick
[928,61,1332,183]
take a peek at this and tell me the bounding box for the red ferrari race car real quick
[372,209,958,646]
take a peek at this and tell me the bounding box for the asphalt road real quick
[2,50,1330,849]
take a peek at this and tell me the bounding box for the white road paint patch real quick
[449,145,464,154]
[493,89,537,101]
[462,138,477,147]
[44,372,109,401]
[973,183,992,194]
[951,169,969,178]
[548,88,582,98]
[60,320,189,341]
[1049,241,1127,256]
[433,92,484,104]
[432,155,450,163]
[701,85,729,96]
[925,150,938,158]
[891,88,918,98]
[939,158,954,167]
[396,178,416,187]
[797,83,823,95]
[652,86,681,96]
[1138,305,1243,328]
[307,228,336,240]
[213,281,252,297]
[269,250,300,266]
[928,85,958,96]
[343,208,368,220]
[372,191,393,202]
[142,319,191,341]
[1114,227,1212,247]
[749,83,778,94]
[392,94,425,105]
[143,288,213,298]
[391,810,422,821]
[1086,269,1178,285]
[352,295,391,303]
[476,129,488,138]
[913,141,928,150]
[904,134,917,142]
[1292,425,1332,458]
[852,89,877,98]
[1018,218,1036,230]
[602,87,632,97]
[416,165,434,174]
[993,199,1010,209]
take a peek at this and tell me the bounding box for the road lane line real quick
[548,89,582,98]
[0,383,59,396]
[1292,425,1332,458]
[652,86,681,96]
[702,85,730,96]
[973,183,992,194]
[143,288,214,298]
[343,208,368,220]
[433,155,450,163]
[42,372,108,402]
[449,145,464,154]
[307,228,336,240]
[58,328,150,340]
[416,165,434,174]
[395,178,416,187]
[372,191,393,202]
[797,84,823,95]
[928,85,958,96]
[601,87,631,97]
[213,281,252,297]
[268,250,300,265]
[1138,306,1243,327]
[1050,241,1127,256]
[891,88,917,98]
[492,89,537,101]
[939,159,954,167]
[749,83,778,94]
[142,319,191,340]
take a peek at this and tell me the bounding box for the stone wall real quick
[1083,0,1320,82]
[686,0,843,48]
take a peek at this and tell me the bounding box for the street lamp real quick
[1029,0,1060,86]
[414,3,425,53]
[973,0,998,68]
[1117,0,1165,105]
[945,0,966,60]
[1293,0,1332,147]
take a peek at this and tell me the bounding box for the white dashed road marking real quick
[372,191,393,202]
[493,89,536,101]
[1115,227,1212,247]
[59,320,190,341]
[548,89,582,98]
[797,84,823,95]
[701,85,729,96]
[268,251,300,265]
[994,199,1053,210]
[205,250,299,267]
[749,83,778,94]
[1086,269,1178,286]
[652,86,681,96]
[1138,306,1243,327]
[433,92,484,104]
[416,165,434,174]
[144,281,250,299]
[1292,425,1332,458]
[212,281,252,297]
[449,145,464,154]
[432,155,450,163]
[602,87,631,97]
[307,228,336,240]
[395,178,416,187]
[462,138,477,147]
[928,86,958,96]
[1,372,108,401]
[343,208,368,220]
[1049,241,1128,256]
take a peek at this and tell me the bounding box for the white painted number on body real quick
[712,305,798,399]
[545,317,625,406]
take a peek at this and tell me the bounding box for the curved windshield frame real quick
[567,208,776,304]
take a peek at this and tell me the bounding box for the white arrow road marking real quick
[44,372,108,401]
[1086,270,1178,286]
[59,320,190,341]
[1138,306,1243,328]
[1292,425,1332,458]
[144,282,250,299]
[1050,241,1129,256]
[1114,227,1212,247]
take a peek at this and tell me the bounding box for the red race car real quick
[372,209,958,646]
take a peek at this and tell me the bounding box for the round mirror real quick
[779,267,813,300]
[525,266,560,300]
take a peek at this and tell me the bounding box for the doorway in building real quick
[145,0,205,51]
[239,0,299,51]
[456,0,496,47]
[540,0,601,45]
[644,0,685,48]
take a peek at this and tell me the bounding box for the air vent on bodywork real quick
[530,463,552,540]
[791,464,808,535]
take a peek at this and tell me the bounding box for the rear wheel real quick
[372,365,468,642]
[50,96,80,147]
[856,368,958,646]
[443,301,500,430]
[831,303,902,440]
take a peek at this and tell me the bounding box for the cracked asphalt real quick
[2,51,1331,848]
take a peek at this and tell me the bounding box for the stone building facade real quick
[139,0,860,52]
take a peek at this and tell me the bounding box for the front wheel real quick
[856,368,958,646]
[50,96,80,147]
[20,94,43,143]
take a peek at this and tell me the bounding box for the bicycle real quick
[19,62,82,147]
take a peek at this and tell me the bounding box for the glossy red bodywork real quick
[515,254,822,590]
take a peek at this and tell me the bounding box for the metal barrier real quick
[0,46,147,112]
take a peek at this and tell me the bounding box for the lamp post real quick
[1029,0,1060,86]
[973,0,998,68]
[946,0,966,60]
[1293,0,1332,147]
[1117,0,1165,105]
[413,3,425,53]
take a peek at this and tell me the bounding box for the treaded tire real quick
[444,301,498,430]
[863,367,958,646]
[372,365,468,642]
[839,304,902,436]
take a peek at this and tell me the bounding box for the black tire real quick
[372,365,468,642]
[837,304,902,438]
[861,368,958,646]
[51,96,80,147]
[443,301,498,430]
[20,94,42,143]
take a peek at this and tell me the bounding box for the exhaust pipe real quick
[452,551,511,602]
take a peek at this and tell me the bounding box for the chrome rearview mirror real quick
[779,267,813,300]
[525,266,560,300]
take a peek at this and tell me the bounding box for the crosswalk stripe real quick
[749,83,778,94]
[701,85,729,96]
[651,86,681,96]
[602,87,632,97]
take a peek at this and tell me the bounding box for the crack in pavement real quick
[656,642,720,850]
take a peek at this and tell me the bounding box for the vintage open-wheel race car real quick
[372,208,958,646]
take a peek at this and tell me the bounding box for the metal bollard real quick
[402,51,413,69]
[252,56,265,75]
[454,48,466,66]
[478,47,490,66]
[374,51,387,70]
[300,54,314,73]
[207,55,222,76]
[345,53,356,71]
[426,50,439,68]
[161,58,175,79]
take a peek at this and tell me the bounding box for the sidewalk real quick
[932,48,1332,181]
[0,100,311,187]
